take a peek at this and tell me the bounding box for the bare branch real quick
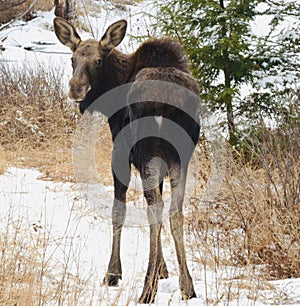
[0,0,28,13]
[0,0,38,32]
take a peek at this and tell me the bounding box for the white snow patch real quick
[1,167,300,305]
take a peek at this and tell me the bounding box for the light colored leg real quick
[169,167,196,299]
[104,160,129,286]
[139,186,168,304]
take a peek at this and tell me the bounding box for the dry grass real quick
[0,193,98,305]
[33,0,54,12]
[0,60,114,183]
[0,213,47,305]
[186,119,300,283]
[0,61,75,180]
[0,63,73,147]
[0,146,7,174]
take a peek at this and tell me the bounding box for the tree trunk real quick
[226,95,236,147]
[54,0,77,22]
[219,0,236,147]
[223,68,237,147]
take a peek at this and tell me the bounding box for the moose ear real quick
[100,20,127,52]
[53,17,81,51]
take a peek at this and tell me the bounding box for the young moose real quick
[54,17,200,303]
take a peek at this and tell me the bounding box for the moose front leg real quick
[104,187,127,286]
[104,155,130,286]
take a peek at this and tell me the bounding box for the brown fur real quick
[104,38,191,83]
[54,18,199,303]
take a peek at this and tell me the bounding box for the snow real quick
[1,1,300,305]
[1,167,300,305]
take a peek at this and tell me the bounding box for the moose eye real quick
[96,59,102,65]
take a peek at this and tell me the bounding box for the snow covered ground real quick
[1,1,300,305]
[1,167,300,305]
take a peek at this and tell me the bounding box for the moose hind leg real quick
[158,230,168,279]
[169,167,196,299]
[157,180,168,279]
[139,188,167,304]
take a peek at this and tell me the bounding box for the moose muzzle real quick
[68,77,91,102]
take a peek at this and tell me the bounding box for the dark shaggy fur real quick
[54,18,199,303]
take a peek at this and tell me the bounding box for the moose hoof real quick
[159,262,169,279]
[181,288,197,300]
[103,273,121,287]
[138,291,156,304]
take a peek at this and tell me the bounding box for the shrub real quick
[187,106,300,280]
[0,62,75,149]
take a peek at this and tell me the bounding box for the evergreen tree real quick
[155,0,300,146]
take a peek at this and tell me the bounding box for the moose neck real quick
[104,49,136,87]
[102,49,136,142]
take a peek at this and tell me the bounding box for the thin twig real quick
[80,0,95,38]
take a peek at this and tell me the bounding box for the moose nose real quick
[69,79,91,101]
